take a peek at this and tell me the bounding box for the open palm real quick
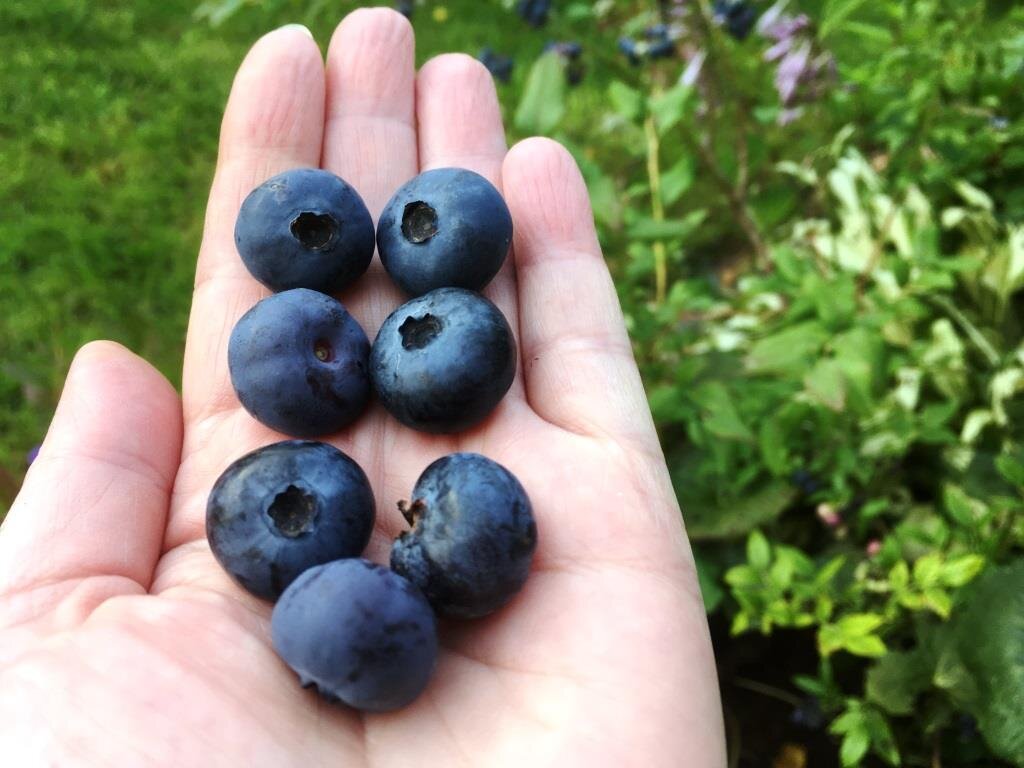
[0,10,724,767]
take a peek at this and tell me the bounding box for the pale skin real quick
[0,10,726,768]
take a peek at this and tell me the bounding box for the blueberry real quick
[478,47,514,83]
[206,441,374,601]
[272,559,437,712]
[229,288,370,437]
[516,0,550,28]
[369,288,516,434]
[391,453,537,618]
[646,39,676,60]
[394,0,414,18]
[713,1,759,40]
[618,37,641,66]
[376,168,512,297]
[234,168,374,294]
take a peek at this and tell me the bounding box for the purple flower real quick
[776,41,811,104]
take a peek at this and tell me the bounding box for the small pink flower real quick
[866,540,882,557]
[816,503,842,529]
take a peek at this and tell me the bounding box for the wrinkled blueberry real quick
[272,559,438,712]
[478,47,514,83]
[369,288,516,434]
[376,168,512,297]
[229,288,370,437]
[391,453,537,618]
[234,168,374,294]
[206,441,375,601]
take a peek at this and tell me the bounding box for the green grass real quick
[0,0,603,510]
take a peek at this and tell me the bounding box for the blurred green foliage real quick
[2,0,1024,765]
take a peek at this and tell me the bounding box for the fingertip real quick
[503,137,599,260]
[328,6,415,71]
[418,52,495,95]
[219,24,325,162]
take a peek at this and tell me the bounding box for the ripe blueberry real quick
[272,559,438,712]
[375,168,512,297]
[229,288,370,437]
[206,441,374,601]
[391,453,537,618]
[235,168,374,294]
[478,47,514,83]
[369,288,516,434]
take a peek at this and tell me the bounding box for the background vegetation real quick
[2,0,1023,765]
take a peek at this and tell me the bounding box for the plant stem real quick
[645,113,669,304]
[926,294,1001,368]
[732,676,803,707]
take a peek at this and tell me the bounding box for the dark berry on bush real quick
[516,0,551,28]
[478,47,514,83]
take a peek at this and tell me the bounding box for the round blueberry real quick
[369,288,516,434]
[235,168,374,294]
[272,559,438,712]
[206,441,375,601]
[391,453,537,618]
[376,168,512,297]
[229,288,370,437]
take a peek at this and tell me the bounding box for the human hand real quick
[0,10,725,767]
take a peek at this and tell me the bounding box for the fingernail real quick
[276,23,314,39]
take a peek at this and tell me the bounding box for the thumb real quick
[0,342,182,626]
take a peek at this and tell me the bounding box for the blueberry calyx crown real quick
[267,484,318,538]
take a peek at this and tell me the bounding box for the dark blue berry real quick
[394,0,414,18]
[478,47,514,83]
[516,0,551,28]
[234,168,374,294]
[618,37,641,66]
[206,441,374,601]
[369,288,516,434]
[229,289,370,437]
[713,1,759,40]
[646,38,676,60]
[376,168,512,297]
[391,453,537,618]
[272,559,437,712]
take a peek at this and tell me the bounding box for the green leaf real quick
[514,54,566,134]
[627,210,707,241]
[913,553,942,588]
[608,80,643,122]
[746,322,829,376]
[995,452,1024,487]
[689,381,754,442]
[758,415,789,476]
[837,613,885,636]
[867,650,934,716]
[822,0,873,39]
[649,84,692,135]
[840,728,871,766]
[804,359,847,412]
[845,635,889,658]
[747,530,771,571]
[660,156,695,207]
[942,560,1024,762]
[684,482,797,540]
[941,555,986,587]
